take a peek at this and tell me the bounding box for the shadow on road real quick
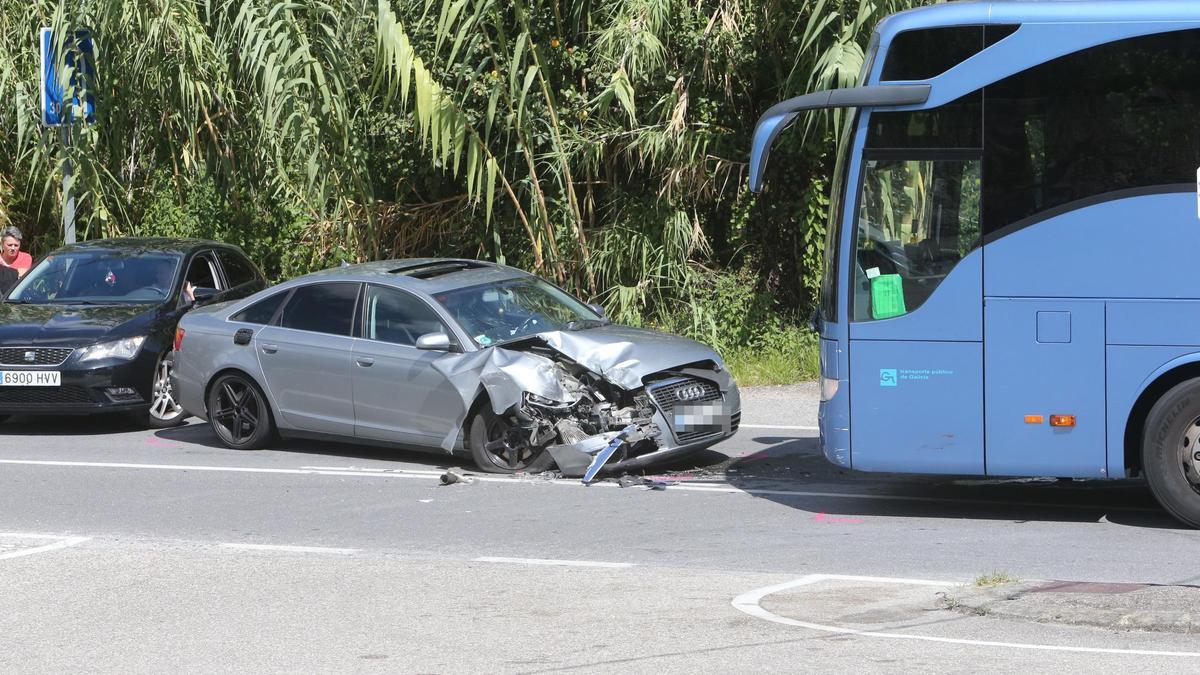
[710,434,1182,530]
[152,422,478,471]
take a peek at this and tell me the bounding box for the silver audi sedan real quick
[173,259,740,476]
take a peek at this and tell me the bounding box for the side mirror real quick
[191,287,219,306]
[587,303,607,319]
[415,331,454,352]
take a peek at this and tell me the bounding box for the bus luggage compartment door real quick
[984,299,1106,477]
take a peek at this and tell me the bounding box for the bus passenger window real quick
[853,159,981,321]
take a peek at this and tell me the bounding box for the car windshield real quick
[6,250,183,305]
[434,278,603,347]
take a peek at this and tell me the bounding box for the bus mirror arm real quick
[748,84,932,193]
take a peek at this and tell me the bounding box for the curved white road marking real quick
[0,533,90,560]
[732,574,1200,658]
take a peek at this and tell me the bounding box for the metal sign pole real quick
[61,124,75,244]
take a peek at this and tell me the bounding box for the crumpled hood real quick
[0,302,159,347]
[429,324,730,451]
[525,324,722,390]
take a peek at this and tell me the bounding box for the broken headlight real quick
[523,391,569,409]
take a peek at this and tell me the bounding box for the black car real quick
[0,238,267,428]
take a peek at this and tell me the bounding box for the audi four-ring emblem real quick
[676,384,708,402]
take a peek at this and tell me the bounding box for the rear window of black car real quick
[278,282,359,336]
[218,250,260,287]
[230,291,288,325]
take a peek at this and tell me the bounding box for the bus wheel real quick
[1142,379,1200,528]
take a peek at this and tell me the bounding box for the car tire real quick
[1142,378,1200,528]
[468,406,555,474]
[206,372,275,450]
[144,351,189,429]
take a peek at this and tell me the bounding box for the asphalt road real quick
[2,383,1199,673]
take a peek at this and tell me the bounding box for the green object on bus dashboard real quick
[870,274,907,320]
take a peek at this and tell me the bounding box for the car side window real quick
[279,282,360,336]
[186,253,222,291]
[230,291,288,325]
[217,250,261,288]
[364,285,447,347]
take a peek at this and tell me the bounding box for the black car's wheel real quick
[206,373,275,450]
[145,352,188,429]
[1143,379,1200,528]
[468,406,554,474]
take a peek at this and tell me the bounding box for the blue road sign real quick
[40,27,96,126]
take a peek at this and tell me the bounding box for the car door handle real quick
[355,357,375,367]
[261,344,279,354]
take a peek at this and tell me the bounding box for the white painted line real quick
[732,574,1200,658]
[0,533,90,560]
[0,458,1160,513]
[219,543,360,555]
[740,424,819,431]
[474,556,633,568]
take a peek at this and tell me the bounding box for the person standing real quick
[0,226,32,278]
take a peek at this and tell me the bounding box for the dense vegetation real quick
[0,0,927,382]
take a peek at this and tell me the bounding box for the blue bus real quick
[750,1,1200,527]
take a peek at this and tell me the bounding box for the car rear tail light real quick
[173,327,185,352]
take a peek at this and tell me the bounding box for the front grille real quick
[647,376,727,444]
[647,377,722,410]
[0,385,95,406]
[0,347,74,367]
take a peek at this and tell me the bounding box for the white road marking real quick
[219,543,360,555]
[733,574,1200,658]
[739,424,819,431]
[0,458,1160,513]
[0,533,90,560]
[473,556,633,568]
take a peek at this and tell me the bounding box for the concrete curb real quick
[942,580,1200,634]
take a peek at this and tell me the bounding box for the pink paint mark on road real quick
[145,437,180,447]
[814,512,865,525]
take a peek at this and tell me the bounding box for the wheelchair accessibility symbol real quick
[879,369,898,387]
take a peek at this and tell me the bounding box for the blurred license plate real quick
[1,371,61,387]
[674,402,729,434]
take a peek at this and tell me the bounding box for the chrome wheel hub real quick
[1180,416,1200,491]
[150,356,184,421]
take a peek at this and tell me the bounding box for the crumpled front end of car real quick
[434,330,741,476]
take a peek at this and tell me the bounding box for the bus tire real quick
[1142,379,1200,528]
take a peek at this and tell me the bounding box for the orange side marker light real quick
[1024,415,1044,424]
[1049,415,1076,428]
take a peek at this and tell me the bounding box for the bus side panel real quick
[984,193,1196,299]
[1105,301,1200,478]
[849,340,983,474]
[1105,344,1200,479]
[984,299,1106,478]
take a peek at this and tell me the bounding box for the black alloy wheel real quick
[468,407,554,474]
[206,373,275,450]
